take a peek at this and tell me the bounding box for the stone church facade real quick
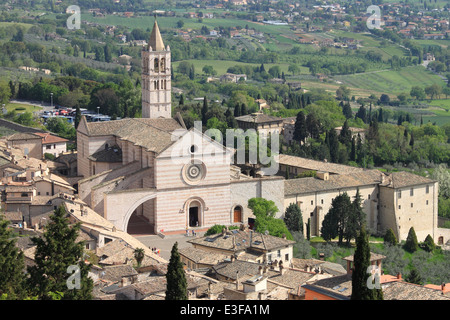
[76,20,284,234]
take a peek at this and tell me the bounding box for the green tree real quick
[405,267,422,285]
[284,203,303,234]
[0,215,27,299]
[0,81,12,105]
[293,111,307,144]
[165,242,187,300]
[383,228,398,246]
[320,193,352,245]
[410,86,426,100]
[339,120,352,148]
[74,105,81,130]
[202,96,208,125]
[422,234,435,252]
[351,226,383,300]
[403,227,419,253]
[248,198,292,240]
[344,190,365,244]
[306,218,311,241]
[134,248,145,268]
[26,205,93,300]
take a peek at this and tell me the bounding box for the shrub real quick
[383,228,398,246]
[403,227,419,253]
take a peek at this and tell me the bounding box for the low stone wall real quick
[0,118,45,134]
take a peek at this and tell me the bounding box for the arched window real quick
[160,58,166,72]
[154,58,159,73]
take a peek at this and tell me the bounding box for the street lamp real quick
[50,92,53,108]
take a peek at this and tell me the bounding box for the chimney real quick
[236,271,239,290]
[319,253,325,261]
[442,283,446,291]
[397,272,402,280]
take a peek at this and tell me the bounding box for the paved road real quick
[133,231,206,261]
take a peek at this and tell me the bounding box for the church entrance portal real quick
[189,207,199,227]
[188,200,202,228]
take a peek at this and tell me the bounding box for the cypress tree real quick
[328,128,339,163]
[240,103,247,116]
[201,96,208,125]
[165,242,187,300]
[26,205,93,300]
[339,120,352,148]
[350,136,356,162]
[0,215,27,299]
[351,226,383,300]
[423,234,435,252]
[404,227,419,253]
[342,102,352,119]
[284,203,303,234]
[383,228,398,246]
[293,111,307,144]
[179,94,184,106]
[234,103,241,117]
[75,105,81,130]
[306,218,311,241]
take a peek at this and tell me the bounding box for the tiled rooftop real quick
[188,229,295,253]
[279,154,365,175]
[284,169,382,195]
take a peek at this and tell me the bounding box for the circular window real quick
[182,161,206,185]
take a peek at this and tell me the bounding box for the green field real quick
[6,103,42,114]
[173,59,300,76]
[334,65,445,96]
[423,100,450,126]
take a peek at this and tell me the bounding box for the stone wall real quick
[230,177,285,224]
[78,161,141,206]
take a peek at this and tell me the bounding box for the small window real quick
[398,191,402,199]
[410,188,414,196]
[398,205,401,209]
[368,194,371,200]
[285,253,289,261]
[411,203,413,208]
[321,199,324,205]
[310,212,314,217]
[190,145,197,153]
[426,185,430,194]
[277,250,281,258]
[311,200,314,205]
[426,200,429,205]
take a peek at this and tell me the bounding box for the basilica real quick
[76,20,284,235]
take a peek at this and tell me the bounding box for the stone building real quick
[76,19,284,235]
[283,155,439,242]
[235,112,284,137]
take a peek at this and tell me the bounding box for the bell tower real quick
[141,19,171,119]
